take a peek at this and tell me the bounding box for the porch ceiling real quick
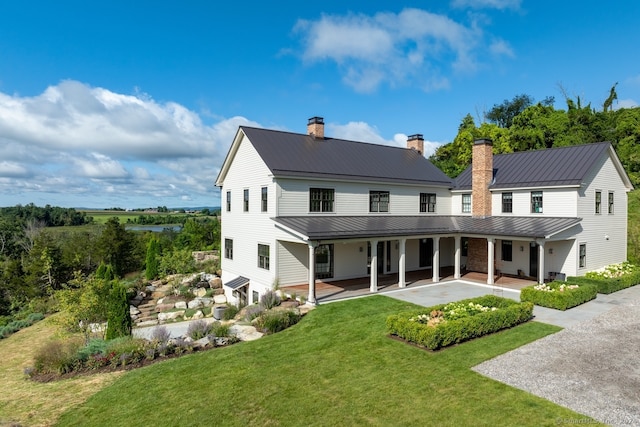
[273,215,581,241]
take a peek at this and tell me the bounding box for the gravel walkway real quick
[473,298,640,426]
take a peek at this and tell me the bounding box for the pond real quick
[125,225,183,232]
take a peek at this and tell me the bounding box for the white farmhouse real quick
[215,117,633,305]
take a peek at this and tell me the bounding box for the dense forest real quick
[429,86,639,187]
[0,205,220,317]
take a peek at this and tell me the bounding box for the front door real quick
[529,242,539,278]
[419,238,433,268]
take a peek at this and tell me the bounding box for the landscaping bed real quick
[573,262,640,294]
[386,295,533,350]
[520,281,597,310]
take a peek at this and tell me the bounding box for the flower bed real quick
[575,262,640,294]
[386,295,533,350]
[520,281,597,310]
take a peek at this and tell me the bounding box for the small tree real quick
[105,281,132,340]
[145,238,160,280]
[95,262,115,280]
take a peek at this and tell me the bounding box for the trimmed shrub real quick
[386,295,533,351]
[582,262,640,293]
[520,281,597,310]
[255,310,301,334]
[186,320,213,340]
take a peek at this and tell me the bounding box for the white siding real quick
[277,178,452,216]
[220,134,277,294]
[491,189,577,217]
[573,153,629,272]
[277,241,308,285]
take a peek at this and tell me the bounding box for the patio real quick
[283,268,536,303]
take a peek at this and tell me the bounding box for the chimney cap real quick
[308,116,324,125]
[474,138,493,145]
[408,134,424,141]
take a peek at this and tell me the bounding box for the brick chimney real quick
[407,134,424,155]
[307,116,324,139]
[472,138,493,217]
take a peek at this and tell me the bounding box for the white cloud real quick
[0,80,260,207]
[615,99,638,109]
[328,122,443,157]
[451,0,521,10]
[295,8,513,92]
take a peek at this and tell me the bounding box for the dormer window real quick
[420,193,436,213]
[531,191,543,213]
[370,191,389,212]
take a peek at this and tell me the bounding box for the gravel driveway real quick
[473,298,640,426]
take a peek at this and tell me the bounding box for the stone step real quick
[138,303,157,310]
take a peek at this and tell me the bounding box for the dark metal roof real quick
[224,276,250,290]
[274,215,581,240]
[454,142,611,190]
[241,126,453,187]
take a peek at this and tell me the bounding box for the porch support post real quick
[398,238,406,288]
[307,242,317,305]
[487,238,495,285]
[432,236,440,283]
[454,235,461,279]
[538,241,545,284]
[370,239,378,292]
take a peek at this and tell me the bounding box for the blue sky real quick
[1,0,639,209]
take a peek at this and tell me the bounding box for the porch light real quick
[520,246,524,252]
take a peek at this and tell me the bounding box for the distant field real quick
[81,210,193,224]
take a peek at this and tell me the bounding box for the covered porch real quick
[284,268,536,303]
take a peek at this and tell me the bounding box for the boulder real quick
[155,303,175,313]
[213,288,224,295]
[213,294,227,305]
[202,273,216,282]
[199,297,213,307]
[194,288,208,298]
[192,310,204,319]
[194,337,210,348]
[188,299,203,309]
[145,284,156,293]
[130,305,141,316]
[181,273,199,285]
[209,277,223,289]
[280,300,300,309]
[158,310,185,321]
[230,324,263,341]
[174,301,187,310]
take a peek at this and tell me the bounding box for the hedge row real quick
[520,282,597,311]
[569,270,640,294]
[386,295,533,350]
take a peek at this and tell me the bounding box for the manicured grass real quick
[57,296,596,426]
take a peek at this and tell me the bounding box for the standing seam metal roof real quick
[274,215,581,241]
[241,126,453,187]
[454,142,612,190]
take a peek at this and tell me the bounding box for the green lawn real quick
[57,296,597,426]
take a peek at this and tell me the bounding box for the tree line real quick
[0,207,220,316]
[429,85,640,187]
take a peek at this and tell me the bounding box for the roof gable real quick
[454,142,632,190]
[233,126,453,187]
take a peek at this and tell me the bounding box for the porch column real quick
[370,239,378,292]
[487,238,495,285]
[307,243,317,305]
[398,238,406,288]
[454,235,461,279]
[538,241,545,284]
[432,236,440,282]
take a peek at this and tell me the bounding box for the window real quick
[258,244,270,269]
[462,194,471,213]
[579,244,586,268]
[501,240,513,262]
[261,187,268,212]
[502,192,513,213]
[309,188,334,212]
[608,192,614,214]
[224,238,233,260]
[420,193,436,213]
[226,191,231,212]
[252,291,259,304]
[370,191,389,212]
[243,189,249,212]
[315,244,334,279]
[531,191,543,213]
[595,191,601,214]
